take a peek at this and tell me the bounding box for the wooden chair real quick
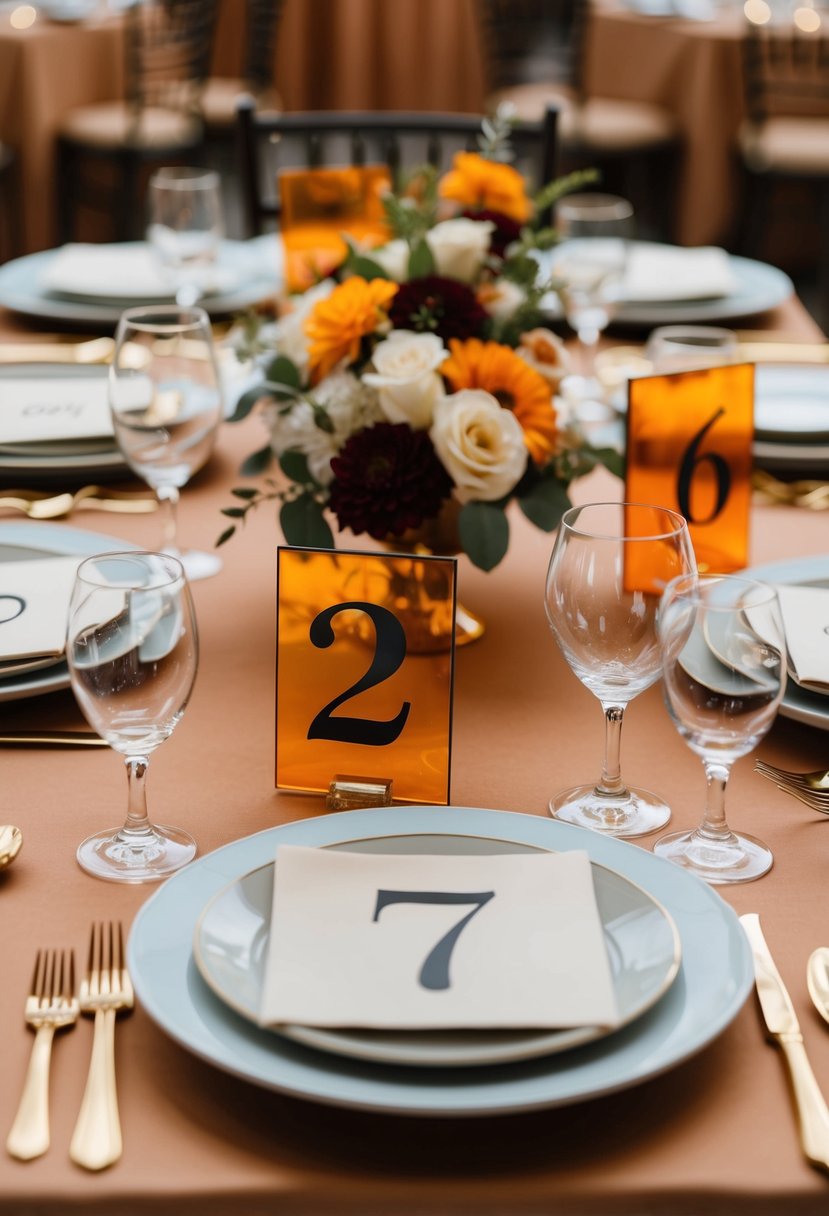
[235,99,560,238]
[737,19,829,320]
[476,0,681,239]
[55,0,219,243]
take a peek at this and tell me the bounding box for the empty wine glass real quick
[654,573,787,883]
[544,501,697,837]
[147,167,224,306]
[66,552,198,883]
[551,194,634,396]
[109,304,223,581]
[645,325,738,374]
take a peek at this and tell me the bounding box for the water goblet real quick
[147,167,224,307]
[109,304,223,581]
[544,501,697,837]
[66,552,198,883]
[654,573,787,883]
[645,325,738,375]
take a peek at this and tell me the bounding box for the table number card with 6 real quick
[626,364,754,573]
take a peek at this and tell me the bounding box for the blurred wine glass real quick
[109,305,223,581]
[645,325,738,374]
[544,501,697,837]
[655,573,786,883]
[67,551,198,883]
[147,167,224,307]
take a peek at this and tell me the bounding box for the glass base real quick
[179,549,222,582]
[76,823,197,884]
[549,783,671,838]
[653,828,773,885]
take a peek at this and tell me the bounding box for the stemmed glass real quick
[655,573,787,883]
[544,501,697,837]
[550,194,634,406]
[147,167,224,307]
[66,552,198,883]
[109,304,223,581]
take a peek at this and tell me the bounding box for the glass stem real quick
[118,756,154,841]
[699,762,737,842]
[156,485,180,556]
[595,705,628,798]
[578,327,599,378]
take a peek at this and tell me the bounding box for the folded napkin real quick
[40,243,238,301]
[0,375,113,452]
[623,244,737,302]
[260,845,618,1030]
[0,557,82,662]
[776,585,829,693]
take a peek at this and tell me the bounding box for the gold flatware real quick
[738,342,829,364]
[0,824,23,867]
[740,914,829,1173]
[752,471,829,511]
[6,950,78,1161]
[0,732,107,748]
[755,761,829,793]
[0,337,114,365]
[70,922,134,1172]
[0,485,157,520]
[807,948,829,1028]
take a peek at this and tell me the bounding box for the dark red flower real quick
[329,422,453,539]
[461,208,523,260]
[388,275,489,343]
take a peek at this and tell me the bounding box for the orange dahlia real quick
[439,152,532,225]
[442,338,558,465]
[305,277,399,383]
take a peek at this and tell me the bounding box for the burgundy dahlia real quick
[461,208,523,260]
[388,275,489,343]
[329,422,453,540]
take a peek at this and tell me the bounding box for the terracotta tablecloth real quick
[0,298,828,1212]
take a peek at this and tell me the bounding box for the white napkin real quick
[776,585,829,693]
[0,376,113,449]
[260,846,618,1030]
[623,245,737,302]
[40,243,238,301]
[0,557,82,661]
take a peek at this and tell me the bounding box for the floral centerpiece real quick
[220,117,621,571]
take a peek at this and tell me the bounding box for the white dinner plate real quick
[193,842,681,1068]
[753,366,829,443]
[540,244,793,327]
[738,555,829,732]
[0,520,137,701]
[0,236,282,325]
[128,806,753,1117]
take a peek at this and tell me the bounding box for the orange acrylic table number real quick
[276,547,456,805]
[626,364,755,574]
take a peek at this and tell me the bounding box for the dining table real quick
[0,285,829,1214]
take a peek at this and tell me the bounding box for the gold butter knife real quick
[0,732,107,747]
[740,913,829,1173]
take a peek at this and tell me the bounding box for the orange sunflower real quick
[442,338,558,465]
[305,276,399,383]
[438,152,532,224]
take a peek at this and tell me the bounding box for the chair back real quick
[245,0,286,93]
[476,0,589,95]
[124,0,219,124]
[743,20,829,123]
[235,100,559,237]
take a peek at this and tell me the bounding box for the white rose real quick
[267,279,335,375]
[362,330,447,429]
[478,278,526,321]
[425,218,494,283]
[366,239,410,282]
[516,327,570,389]
[430,389,528,502]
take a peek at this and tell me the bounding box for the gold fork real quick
[69,923,134,1172]
[755,761,829,795]
[6,949,78,1161]
[0,485,158,520]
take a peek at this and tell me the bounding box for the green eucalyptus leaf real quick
[279,448,319,486]
[591,447,626,479]
[220,506,248,519]
[280,493,335,549]
[349,256,391,281]
[239,444,274,477]
[231,487,259,500]
[518,474,571,532]
[228,386,266,424]
[407,238,435,279]
[216,525,236,547]
[458,501,509,572]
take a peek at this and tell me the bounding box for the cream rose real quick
[516,327,570,390]
[362,331,447,429]
[425,218,494,283]
[430,389,528,502]
[365,239,410,282]
[477,278,526,321]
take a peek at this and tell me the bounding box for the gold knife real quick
[740,913,829,1173]
[0,732,107,747]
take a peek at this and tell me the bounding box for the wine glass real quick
[550,194,634,411]
[147,167,224,307]
[645,325,738,375]
[109,304,223,581]
[66,552,198,883]
[544,501,697,837]
[654,573,787,883]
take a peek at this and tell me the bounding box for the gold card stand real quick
[325,775,394,812]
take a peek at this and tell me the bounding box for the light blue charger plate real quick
[127,806,753,1117]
